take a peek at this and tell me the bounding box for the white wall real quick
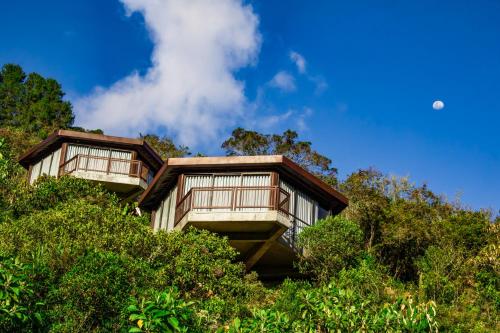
[29,148,62,184]
[153,185,178,231]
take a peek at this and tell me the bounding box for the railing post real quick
[275,187,279,210]
[106,156,111,174]
[232,188,237,211]
[190,190,194,210]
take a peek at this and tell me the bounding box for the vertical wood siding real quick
[153,185,178,231]
[29,148,62,184]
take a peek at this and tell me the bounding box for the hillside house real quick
[19,130,163,200]
[138,156,348,276]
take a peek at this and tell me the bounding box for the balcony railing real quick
[174,186,291,226]
[59,154,149,182]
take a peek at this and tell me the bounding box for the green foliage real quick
[127,288,196,333]
[342,168,493,281]
[0,126,41,159]
[49,251,149,332]
[224,309,291,333]
[297,216,364,282]
[0,64,74,136]
[0,138,9,183]
[0,256,43,332]
[221,128,338,186]
[9,175,118,218]
[0,176,263,331]
[140,133,190,160]
[416,245,467,304]
[228,282,438,333]
[0,71,498,332]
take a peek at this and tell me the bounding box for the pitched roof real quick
[18,130,163,171]
[138,155,348,213]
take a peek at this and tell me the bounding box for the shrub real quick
[127,287,197,333]
[297,216,364,282]
[0,256,43,332]
[416,245,467,303]
[228,282,438,332]
[224,309,291,333]
[10,176,117,218]
[140,228,266,325]
[48,251,149,332]
[0,176,266,330]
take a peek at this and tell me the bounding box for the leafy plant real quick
[0,256,43,331]
[297,216,364,282]
[127,288,196,333]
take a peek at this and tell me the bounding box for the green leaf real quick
[168,317,180,330]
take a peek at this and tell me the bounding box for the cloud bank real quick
[75,0,261,145]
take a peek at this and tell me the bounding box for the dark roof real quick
[138,155,348,214]
[18,130,163,171]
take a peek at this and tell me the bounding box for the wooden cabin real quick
[19,130,163,200]
[138,155,348,276]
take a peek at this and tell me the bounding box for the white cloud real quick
[311,75,328,95]
[260,110,293,129]
[74,0,261,146]
[289,50,306,74]
[268,71,296,92]
[289,50,327,94]
[296,107,313,131]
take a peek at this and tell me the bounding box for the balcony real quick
[174,186,292,233]
[59,154,150,193]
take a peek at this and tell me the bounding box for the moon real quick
[432,100,444,110]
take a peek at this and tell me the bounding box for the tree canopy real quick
[0,64,74,137]
[140,133,190,160]
[222,127,338,186]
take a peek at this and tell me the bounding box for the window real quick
[183,173,272,212]
[65,144,132,174]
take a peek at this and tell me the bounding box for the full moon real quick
[432,100,445,110]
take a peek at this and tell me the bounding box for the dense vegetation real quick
[0,64,498,332]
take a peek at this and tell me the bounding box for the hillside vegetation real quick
[0,64,498,332]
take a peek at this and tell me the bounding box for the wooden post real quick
[58,143,68,177]
[27,164,33,183]
[176,174,185,204]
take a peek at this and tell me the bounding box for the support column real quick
[244,225,287,271]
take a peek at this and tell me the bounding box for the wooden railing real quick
[174,186,290,226]
[59,154,149,182]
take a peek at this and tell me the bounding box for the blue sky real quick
[1,0,499,211]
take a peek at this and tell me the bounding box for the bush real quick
[127,287,197,333]
[0,176,266,330]
[0,256,43,332]
[228,282,438,332]
[416,245,467,303]
[10,176,117,218]
[297,216,364,282]
[48,251,150,332]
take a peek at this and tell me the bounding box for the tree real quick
[0,64,74,137]
[140,134,190,160]
[297,216,364,282]
[222,128,338,186]
[340,169,390,250]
